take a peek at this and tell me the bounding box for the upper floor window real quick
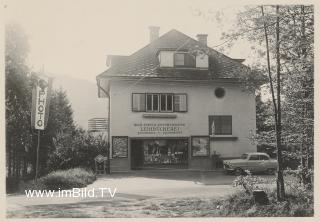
[158,50,208,69]
[132,93,187,112]
[174,53,196,67]
[146,93,159,112]
[209,115,232,135]
[160,94,173,112]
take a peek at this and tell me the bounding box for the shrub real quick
[47,131,108,172]
[40,168,96,190]
[233,170,266,194]
[217,189,313,217]
[19,168,96,192]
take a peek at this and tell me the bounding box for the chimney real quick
[196,34,208,46]
[149,26,160,43]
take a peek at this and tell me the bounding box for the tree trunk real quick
[300,5,312,185]
[275,5,285,200]
[261,5,285,200]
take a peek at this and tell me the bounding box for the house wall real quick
[106,78,256,172]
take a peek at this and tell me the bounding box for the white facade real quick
[103,78,256,171]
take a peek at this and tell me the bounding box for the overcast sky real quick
[5,0,253,82]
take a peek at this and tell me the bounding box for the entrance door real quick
[131,140,144,169]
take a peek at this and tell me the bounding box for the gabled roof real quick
[97,29,250,80]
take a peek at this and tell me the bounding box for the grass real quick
[18,168,96,192]
[7,192,314,218]
[214,190,313,217]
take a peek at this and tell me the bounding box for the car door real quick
[247,154,260,172]
[258,154,270,171]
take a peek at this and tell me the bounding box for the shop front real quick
[130,138,189,169]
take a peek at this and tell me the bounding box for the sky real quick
[4,0,253,83]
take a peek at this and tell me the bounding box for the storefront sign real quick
[134,123,186,135]
[31,75,52,130]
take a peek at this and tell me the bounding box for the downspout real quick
[96,78,111,174]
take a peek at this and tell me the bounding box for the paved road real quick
[7,171,276,218]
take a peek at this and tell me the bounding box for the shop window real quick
[141,139,188,166]
[209,115,232,135]
[132,93,146,112]
[174,53,196,67]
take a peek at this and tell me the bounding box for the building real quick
[88,117,109,140]
[88,117,109,132]
[96,27,257,172]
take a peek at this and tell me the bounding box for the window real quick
[249,155,259,160]
[241,154,248,159]
[146,93,159,112]
[132,93,146,112]
[133,93,187,113]
[174,94,187,112]
[215,87,225,98]
[174,53,196,67]
[209,116,232,135]
[174,53,185,66]
[259,155,269,160]
[160,94,173,112]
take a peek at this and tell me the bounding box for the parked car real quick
[223,152,278,175]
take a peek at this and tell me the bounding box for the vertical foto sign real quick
[31,75,52,130]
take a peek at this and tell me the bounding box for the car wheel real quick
[234,168,243,176]
[266,168,276,175]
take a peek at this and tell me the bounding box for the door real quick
[131,140,144,169]
[247,154,260,172]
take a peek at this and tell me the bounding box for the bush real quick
[233,170,266,194]
[225,171,314,216]
[217,189,313,217]
[47,131,108,172]
[41,168,96,190]
[19,168,96,192]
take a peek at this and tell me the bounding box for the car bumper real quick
[223,164,235,173]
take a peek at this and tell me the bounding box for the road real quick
[7,170,276,218]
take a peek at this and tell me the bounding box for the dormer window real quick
[158,50,208,69]
[174,53,196,67]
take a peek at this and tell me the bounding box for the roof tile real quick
[97,29,249,80]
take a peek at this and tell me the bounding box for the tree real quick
[37,87,77,175]
[195,4,314,200]
[5,23,33,180]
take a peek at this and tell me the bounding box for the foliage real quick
[19,168,96,191]
[40,168,96,190]
[5,22,33,179]
[38,88,77,175]
[47,130,108,172]
[214,189,313,217]
[233,170,266,194]
[205,5,314,191]
[5,22,103,181]
[284,167,313,198]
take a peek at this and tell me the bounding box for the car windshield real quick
[241,154,248,159]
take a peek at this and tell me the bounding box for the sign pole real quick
[35,130,40,181]
[31,70,52,181]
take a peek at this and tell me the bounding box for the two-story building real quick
[96,27,256,172]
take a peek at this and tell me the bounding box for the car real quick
[223,152,278,175]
